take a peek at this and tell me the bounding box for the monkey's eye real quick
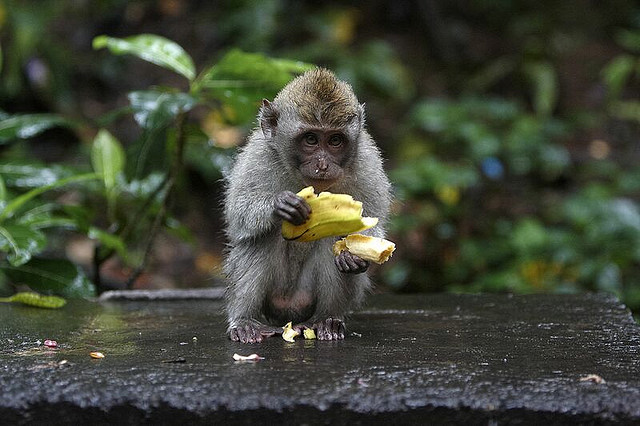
[304,133,319,145]
[328,134,344,147]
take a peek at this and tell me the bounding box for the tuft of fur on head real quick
[273,68,361,129]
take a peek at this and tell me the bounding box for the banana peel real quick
[333,234,396,264]
[281,186,378,242]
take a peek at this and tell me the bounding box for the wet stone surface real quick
[1,292,639,425]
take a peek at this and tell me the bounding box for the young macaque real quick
[223,68,391,343]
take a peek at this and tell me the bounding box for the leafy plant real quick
[0,33,313,298]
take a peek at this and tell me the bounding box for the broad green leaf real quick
[0,223,46,266]
[615,29,640,52]
[93,34,196,81]
[602,55,636,99]
[195,49,312,93]
[0,173,99,222]
[1,257,96,298]
[0,114,74,144]
[16,204,77,230]
[194,49,313,123]
[0,164,76,189]
[128,90,197,129]
[524,62,557,117]
[88,227,127,259]
[610,100,640,123]
[91,129,125,193]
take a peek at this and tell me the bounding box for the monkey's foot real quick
[304,318,345,340]
[229,322,281,344]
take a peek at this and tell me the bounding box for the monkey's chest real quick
[263,289,316,325]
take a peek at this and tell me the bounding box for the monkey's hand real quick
[335,250,369,274]
[229,320,282,344]
[274,191,311,226]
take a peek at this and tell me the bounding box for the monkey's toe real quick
[314,318,345,340]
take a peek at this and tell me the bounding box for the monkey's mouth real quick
[303,177,337,192]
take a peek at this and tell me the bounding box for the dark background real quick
[1,0,639,313]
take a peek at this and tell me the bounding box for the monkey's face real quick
[295,128,351,192]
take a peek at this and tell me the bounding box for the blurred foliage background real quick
[1,0,640,313]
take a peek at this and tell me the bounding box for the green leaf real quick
[128,90,197,129]
[602,55,636,99]
[14,203,76,230]
[88,227,127,259]
[93,34,196,81]
[0,173,99,222]
[615,29,640,52]
[91,129,125,193]
[0,224,46,266]
[1,258,96,298]
[194,49,313,123]
[0,114,74,144]
[0,292,66,309]
[0,164,76,189]
[524,62,557,117]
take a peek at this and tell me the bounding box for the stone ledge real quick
[1,293,638,425]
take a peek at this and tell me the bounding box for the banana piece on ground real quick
[333,234,396,264]
[281,186,378,242]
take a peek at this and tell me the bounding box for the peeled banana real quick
[281,186,378,242]
[333,234,396,264]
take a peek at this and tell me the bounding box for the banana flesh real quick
[281,186,378,242]
[333,234,396,264]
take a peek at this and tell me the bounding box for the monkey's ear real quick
[358,103,366,126]
[347,103,366,135]
[259,99,279,139]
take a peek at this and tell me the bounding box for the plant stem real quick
[125,111,188,289]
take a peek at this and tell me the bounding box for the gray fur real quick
[223,69,391,337]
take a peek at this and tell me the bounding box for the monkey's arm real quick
[224,138,304,243]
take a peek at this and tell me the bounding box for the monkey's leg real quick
[226,251,282,343]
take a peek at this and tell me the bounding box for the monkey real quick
[223,68,391,343]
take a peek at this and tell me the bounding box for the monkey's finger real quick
[229,328,240,341]
[276,204,308,225]
[334,254,349,273]
[260,325,281,337]
[317,322,331,340]
[336,320,346,339]
[352,255,370,273]
[329,318,345,340]
[276,192,311,217]
[328,318,338,340]
[342,252,361,272]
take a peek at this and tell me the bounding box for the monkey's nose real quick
[317,157,329,171]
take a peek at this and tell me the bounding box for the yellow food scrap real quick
[282,321,300,342]
[89,351,105,359]
[281,186,378,242]
[333,234,396,264]
[303,328,316,340]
